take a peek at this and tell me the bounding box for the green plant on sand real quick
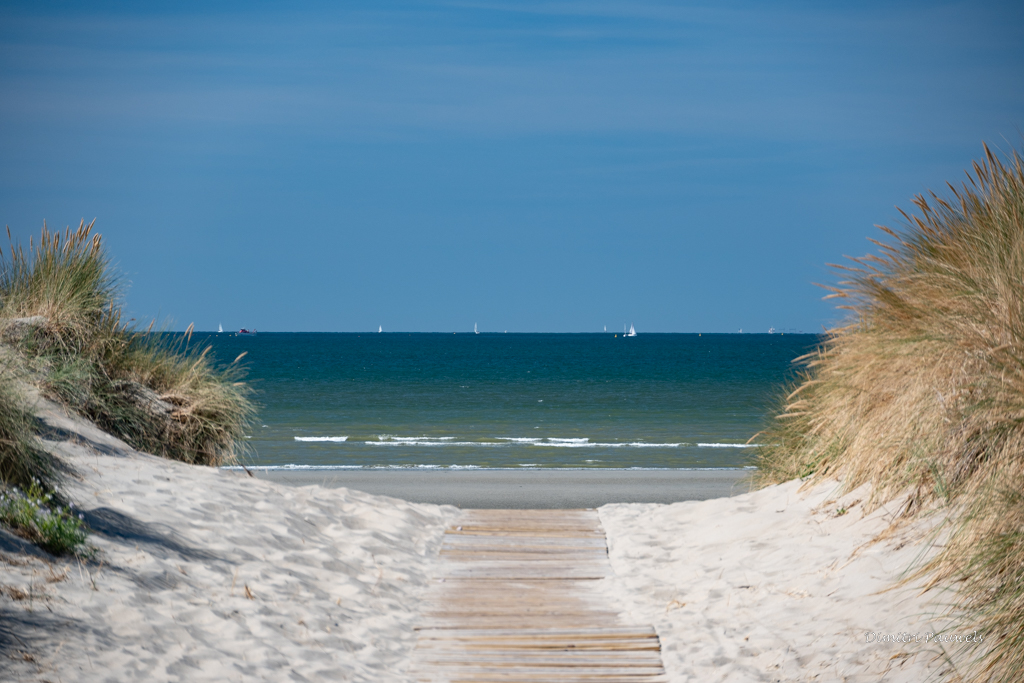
[755,144,1024,682]
[0,359,53,491]
[0,478,87,556]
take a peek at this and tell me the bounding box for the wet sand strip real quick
[256,468,751,508]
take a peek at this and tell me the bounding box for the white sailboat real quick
[218,323,223,333]
[474,323,479,334]
[378,325,383,333]
[626,323,637,337]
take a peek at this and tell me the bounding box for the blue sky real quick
[1,1,1022,332]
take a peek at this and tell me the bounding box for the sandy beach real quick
[0,396,952,682]
[601,485,952,681]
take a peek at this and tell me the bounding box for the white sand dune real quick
[1,397,957,681]
[600,482,954,682]
[1,398,458,682]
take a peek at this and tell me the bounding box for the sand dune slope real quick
[601,481,956,682]
[1,399,457,682]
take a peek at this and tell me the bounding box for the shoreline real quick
[254,467,752,508]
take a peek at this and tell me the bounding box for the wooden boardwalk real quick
[409,509,667,682]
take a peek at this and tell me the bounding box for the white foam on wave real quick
[222,464,483,471]
[226,463,365,471]
[221,464,755,471]
[366,440,503,447]
[283,434,758,449]
[537,440,682,448]
[532,440,757,449]
[377,435,456,442]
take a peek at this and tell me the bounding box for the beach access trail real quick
[410,508,666,681]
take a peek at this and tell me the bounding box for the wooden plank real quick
[415,680,669,683]
[441,548,607,555]
[415,641,660,652]
[423,601,613,611]
[415,630,660,640]
[416,679,668,683]
[421,610,623,619]
[442,537,607,547]
[419,619,628,630]
[441,545,608,554]
[422,603,614,614]
[416,632,660,641]
[445,531,603,536]
[417,654,663,665]
[442,562,612,579]
[446,528,604,533]
[440,549,605,556]
[415,668,666,676]
[439,554,608,563]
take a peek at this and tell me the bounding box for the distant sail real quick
[218,323,223,333]
[626,324,637,337]
[474,323,479,334]
[379,325,382,333]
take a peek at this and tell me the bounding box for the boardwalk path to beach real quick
[409,509,667,682]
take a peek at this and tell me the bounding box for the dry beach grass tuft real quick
[756,144,1024,682]
[0,220,254,481]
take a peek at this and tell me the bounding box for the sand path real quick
[410,509,667,682]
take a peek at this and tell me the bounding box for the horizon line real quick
[164,330,818,335]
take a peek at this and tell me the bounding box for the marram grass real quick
[0,358,54,491]
[0,221,112,356]
[83,330,254,465]
[0,220,254,468]
[755,144,1024,682]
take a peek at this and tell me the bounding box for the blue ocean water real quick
[201,333,818,470]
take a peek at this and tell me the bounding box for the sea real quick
[200,333,819,471]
